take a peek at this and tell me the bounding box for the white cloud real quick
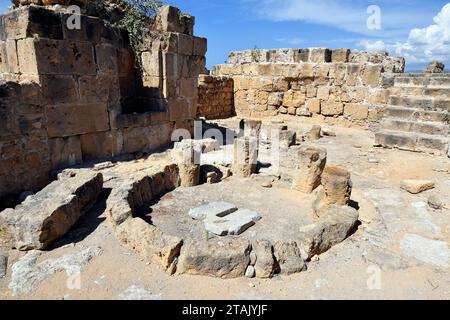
[358,40,386,51]
[276,37,303,45]
[393,3,450,63]
[255,0,431,38]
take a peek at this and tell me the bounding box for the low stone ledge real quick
[0,170,103,251]
[105,163,359,279]
[115,217,183,273]
[298,205,359,259]
[176,238,251,278]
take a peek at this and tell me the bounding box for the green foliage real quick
[114,0,163,67]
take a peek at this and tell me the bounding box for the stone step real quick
[390,86,450,98]
[380,118,449,136]
[383,106,449,122]
[389,96,450,111]
[375,130,449,155]
[394,76,450,88]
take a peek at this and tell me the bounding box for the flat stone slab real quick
[0,170,103,251]
[189,201,238,220]
[400,234,449,268]
[204,209,262,236]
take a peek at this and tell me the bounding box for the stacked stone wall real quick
[0,4,206,196]
[197,75,234,119]
[212,48,405,122]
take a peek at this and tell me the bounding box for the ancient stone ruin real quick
[0,0,449,299]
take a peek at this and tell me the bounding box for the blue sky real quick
[1,0,450,70]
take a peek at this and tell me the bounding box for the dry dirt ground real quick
[0,120,449,300]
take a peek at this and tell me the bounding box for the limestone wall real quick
[197,75,234,119]
[212,48,404,122]
[0,4,206,197]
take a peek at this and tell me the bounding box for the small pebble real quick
[245,265,256,278]
[428,195,443,210]
[261,182,273,188]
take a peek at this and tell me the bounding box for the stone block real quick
[178,33,194,55]
[46,103,109,138]
[0,170,103,250]
[79,74,117,103]
[80,131,122,160]
[332,49,350,63]
[273,240,306,275]
[307,98,321,114]
[189,201,238,220]
[309,48,331,63]
[317,86,330,100]
[362,64,382,86]
[141,50,161,77]
[16,38,38,75]
[115,217,183,272]
[23,38,96,75]
[321,101,344,116]
[252,240,276,278]
[344,103,369,120]
[292,146,327,193]
[154,5,195,35]
[96,43,118,74]
[48,136,82,170]
[204,209,261,236]
[313,166,352,218]
[283,90,306,108]
[177,238,251,278]
[40,75,78,104]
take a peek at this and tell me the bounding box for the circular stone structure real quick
[105,162,359,279]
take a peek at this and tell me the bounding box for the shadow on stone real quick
[46,188,111,251]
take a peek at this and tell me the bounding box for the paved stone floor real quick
[0,123,449,300]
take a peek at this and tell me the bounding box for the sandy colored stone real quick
[292,146,327,193]
[252,239,276,278]
[400,180,435,194]
[298,205,359,259]
[115,218,183,273]
[0,170,103,251]
[177,238,251,278]
[313,166,352,218]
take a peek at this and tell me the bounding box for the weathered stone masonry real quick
[197,74,234,119]
[211,48,405,122]
[0,4,207,197]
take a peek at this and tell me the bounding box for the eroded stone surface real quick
[204,209,261,236]
[299,205,359,259]
[115,218,183,273]
[176,238,251,278]
[292,146,327,193]
[188,201,238,220]
[252,240,276,278]
[400,180,435,194]
[9,246,102,296]
[400,234,449,268]
[273,240,306,275]
[0,171,103,251]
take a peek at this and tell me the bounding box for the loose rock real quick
[245,265,256,278]
[428,195,443,210]
[400,180,435,194]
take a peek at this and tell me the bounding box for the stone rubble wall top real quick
[227,48,405,73]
